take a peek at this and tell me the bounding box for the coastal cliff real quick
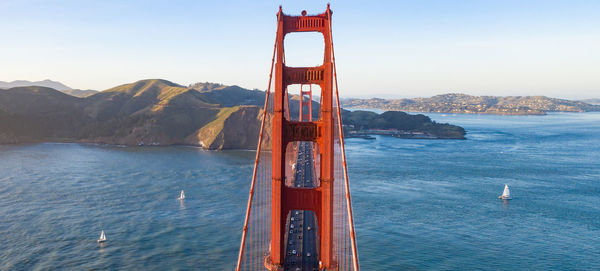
[185,106,263,149]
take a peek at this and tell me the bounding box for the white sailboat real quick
[498,184,511,200]
[97,230,106,243]
[178,190,186,200]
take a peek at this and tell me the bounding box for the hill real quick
[186,106,263,149]
[0,86,90,143]
[342,93,600,115]
[0,79,468,148]
[0,79,72,91]
[0,79,264,149]
[63,89,98,97]
[580,98,600,105]
[0,79,98,97]
[342,110,466,139]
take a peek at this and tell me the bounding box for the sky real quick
[1,0,599,99]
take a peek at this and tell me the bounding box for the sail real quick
[502,185,510,198]
[100,230,105,240]
[179,190,185,199]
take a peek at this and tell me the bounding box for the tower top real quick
[277,5,332,18]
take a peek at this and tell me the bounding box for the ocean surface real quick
[1,112,599,270]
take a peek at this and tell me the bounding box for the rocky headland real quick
[342,110,466,139]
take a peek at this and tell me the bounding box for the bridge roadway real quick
[284,141,319,271]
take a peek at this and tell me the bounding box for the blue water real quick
[1,113,599,270]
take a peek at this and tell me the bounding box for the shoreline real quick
[0,131,467,149]
[0,140,259,151]
[345,107,600,116]
[346,131,466,140]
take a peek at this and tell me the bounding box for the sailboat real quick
[498,184,511,200]
[178,190,186,200]
[97,230,106,243]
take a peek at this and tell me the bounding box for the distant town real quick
[342,93,600,115]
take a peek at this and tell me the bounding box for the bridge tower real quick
[299,84,312,122]
[236,5,359,271]
[269,5,335,270]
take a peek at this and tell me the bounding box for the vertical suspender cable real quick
[236,29,279,271]
[328,10,360,271]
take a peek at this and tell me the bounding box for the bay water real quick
[1,112,599,270]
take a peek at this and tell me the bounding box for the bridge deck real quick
[284,141,319,271]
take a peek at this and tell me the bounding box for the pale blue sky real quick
[1,0,599,98]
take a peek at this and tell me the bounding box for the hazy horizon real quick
[1,78,599,101]
[1,0,599,99]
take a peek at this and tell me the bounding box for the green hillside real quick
[0,79,469,147]
[0,86,89,142]
[187,106,262,149]
[341,110,466,139]
[0,79,265,149]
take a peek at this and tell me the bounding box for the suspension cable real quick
[236,26,279,271]
[328,10,360,271]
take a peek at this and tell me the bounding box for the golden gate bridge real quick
[237,5,359,271]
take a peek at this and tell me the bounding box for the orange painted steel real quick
[236,28,278,271]
[299,84,312,122]
[270,5,335,270]
[237,5,358,271]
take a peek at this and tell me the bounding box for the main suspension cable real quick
[236,26,279,271]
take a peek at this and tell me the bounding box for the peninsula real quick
[342,110,466,139]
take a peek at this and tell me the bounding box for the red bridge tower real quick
[237,5,359,271]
